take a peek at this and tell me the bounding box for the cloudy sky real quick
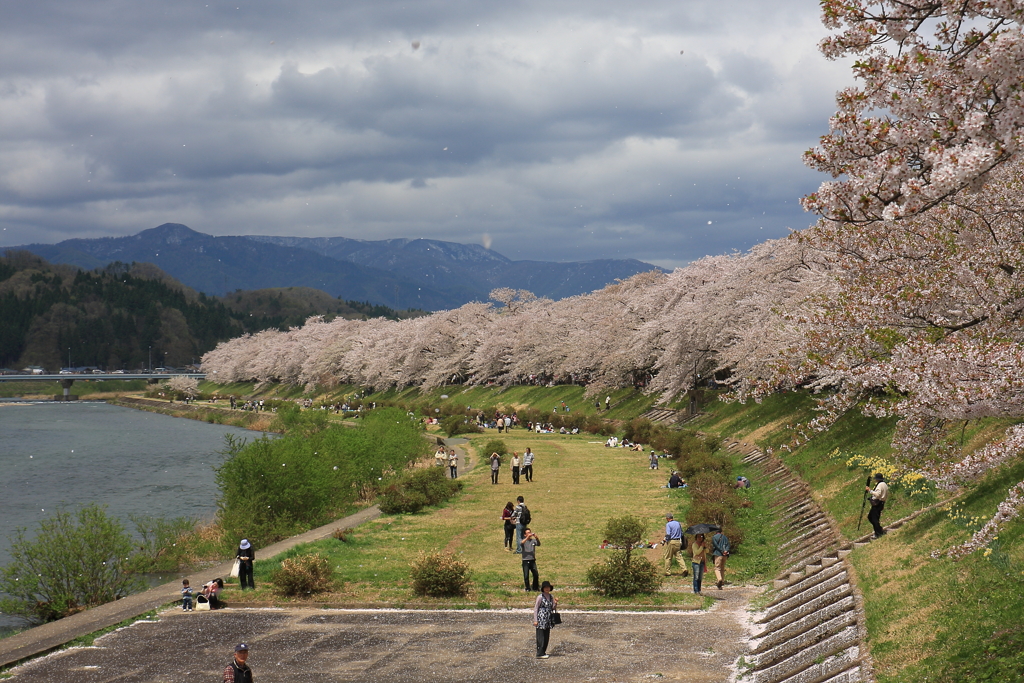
[0,1,852,268]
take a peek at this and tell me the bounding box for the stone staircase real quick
[725,440,872,683]
[639,407,702,427]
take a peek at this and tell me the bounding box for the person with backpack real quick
[513,496,531,553]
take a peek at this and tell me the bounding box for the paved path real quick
[7,590,757,682]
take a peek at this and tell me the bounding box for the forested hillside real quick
[0,251,415,372]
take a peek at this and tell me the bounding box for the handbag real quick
[550,610,562,626]
[230,558,241,578]
[195,595,211,611]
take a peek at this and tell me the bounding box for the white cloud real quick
[0,0,853,265]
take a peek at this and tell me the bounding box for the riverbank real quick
[107,396,279,432]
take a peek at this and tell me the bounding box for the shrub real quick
[271,553,336,597]
[676,452,732,480]
[586,554,662,597]
[216,408,429,546]
[481,439,508,457]
[0,505,143,623]
[127,514,198,572]
[410,551,471,597]
[587,515,663,597]
[622,418,657,446]
[441,415,481,437]
[379,466,463,514]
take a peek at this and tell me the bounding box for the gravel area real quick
[8,597,754,682]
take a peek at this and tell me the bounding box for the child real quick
[181,579,193,612]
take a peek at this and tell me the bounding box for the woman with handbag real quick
[533,580,558,659]
[236,539,255,590]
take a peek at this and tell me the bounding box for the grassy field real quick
[236,428,714,609]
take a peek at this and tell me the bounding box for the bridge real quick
[0,373,206,400]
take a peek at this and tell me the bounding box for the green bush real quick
[586,554,663,597]
[685,473,745,548]
[127,514,198,572]
[216,407,429,545]
[586,515,662,596]
[675,452,732,480]
[410,551,471,597]
[441,415,481,437]
[0,505,143,623]
[379,466,463,514]
[481,439,508,457]
[271,553,336,597]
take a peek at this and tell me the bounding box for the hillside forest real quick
[0,250,418,372]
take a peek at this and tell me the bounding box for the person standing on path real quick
[236,539,255,590]
[223,643,253,683]
[605,395,611,411]
[533,581,558,658]
[522,447,535,482]
[448,449,459,479]
[520,527,541,591]
[511,451,521,485]
[690,533,708,595]
[711,530,730,589]
[501,501,515,551]
[662,514,685,576]
[490,452,501,484]
[866,473,890,538]
[513,495,530,553]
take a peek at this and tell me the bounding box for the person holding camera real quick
[866,473,890,538]
[520,527,541,591]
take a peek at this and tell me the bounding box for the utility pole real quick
[148,345,152,373]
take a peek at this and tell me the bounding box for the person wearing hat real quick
[236,539,255,590]
[223,643,253,682]
[865,473,890,538]
[533,581,558,658]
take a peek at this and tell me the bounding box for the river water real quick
[0,401,259,634]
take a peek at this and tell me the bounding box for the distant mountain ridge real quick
[5,224,664,310]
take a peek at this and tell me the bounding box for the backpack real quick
[520,506,532,526]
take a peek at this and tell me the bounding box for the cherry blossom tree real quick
[805,0,1024,223]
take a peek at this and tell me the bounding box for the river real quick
[0,401,260,634]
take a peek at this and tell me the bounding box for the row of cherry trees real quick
[201,236,835,400]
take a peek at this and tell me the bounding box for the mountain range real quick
[4,224,663,310]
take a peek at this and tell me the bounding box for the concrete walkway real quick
[0,506,381,669]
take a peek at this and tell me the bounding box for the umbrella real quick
[684,523,721,535]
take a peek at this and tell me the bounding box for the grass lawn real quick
[240,429,707,609]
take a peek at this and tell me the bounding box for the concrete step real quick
[753,595,857,651]
[753,610,859,671]
[750,630,859,683]
[762,571,851,623]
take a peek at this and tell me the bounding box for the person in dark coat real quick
[236,539,255,590]
[223,643,253,682]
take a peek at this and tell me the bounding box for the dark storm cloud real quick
[0,0,850,265]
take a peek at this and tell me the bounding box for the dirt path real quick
[8,590,758,683]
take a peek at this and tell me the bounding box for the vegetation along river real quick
[0,401,258,634]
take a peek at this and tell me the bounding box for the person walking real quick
[236,539,255,590]
[866,473,890,538]
[520,527,541,591]
[522,448,535,482]
[490,452,501,484]
[662,514,686,576]
[690,533,708,595]
[223,643,254,683]
[501,501,516,551]
[605,395,611,411]
[533,581,558,658]
[649,450,659,469]
[711,529,731,589]
[511,451,521,485]
[448,449,459,479]
[513,495,530,553]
